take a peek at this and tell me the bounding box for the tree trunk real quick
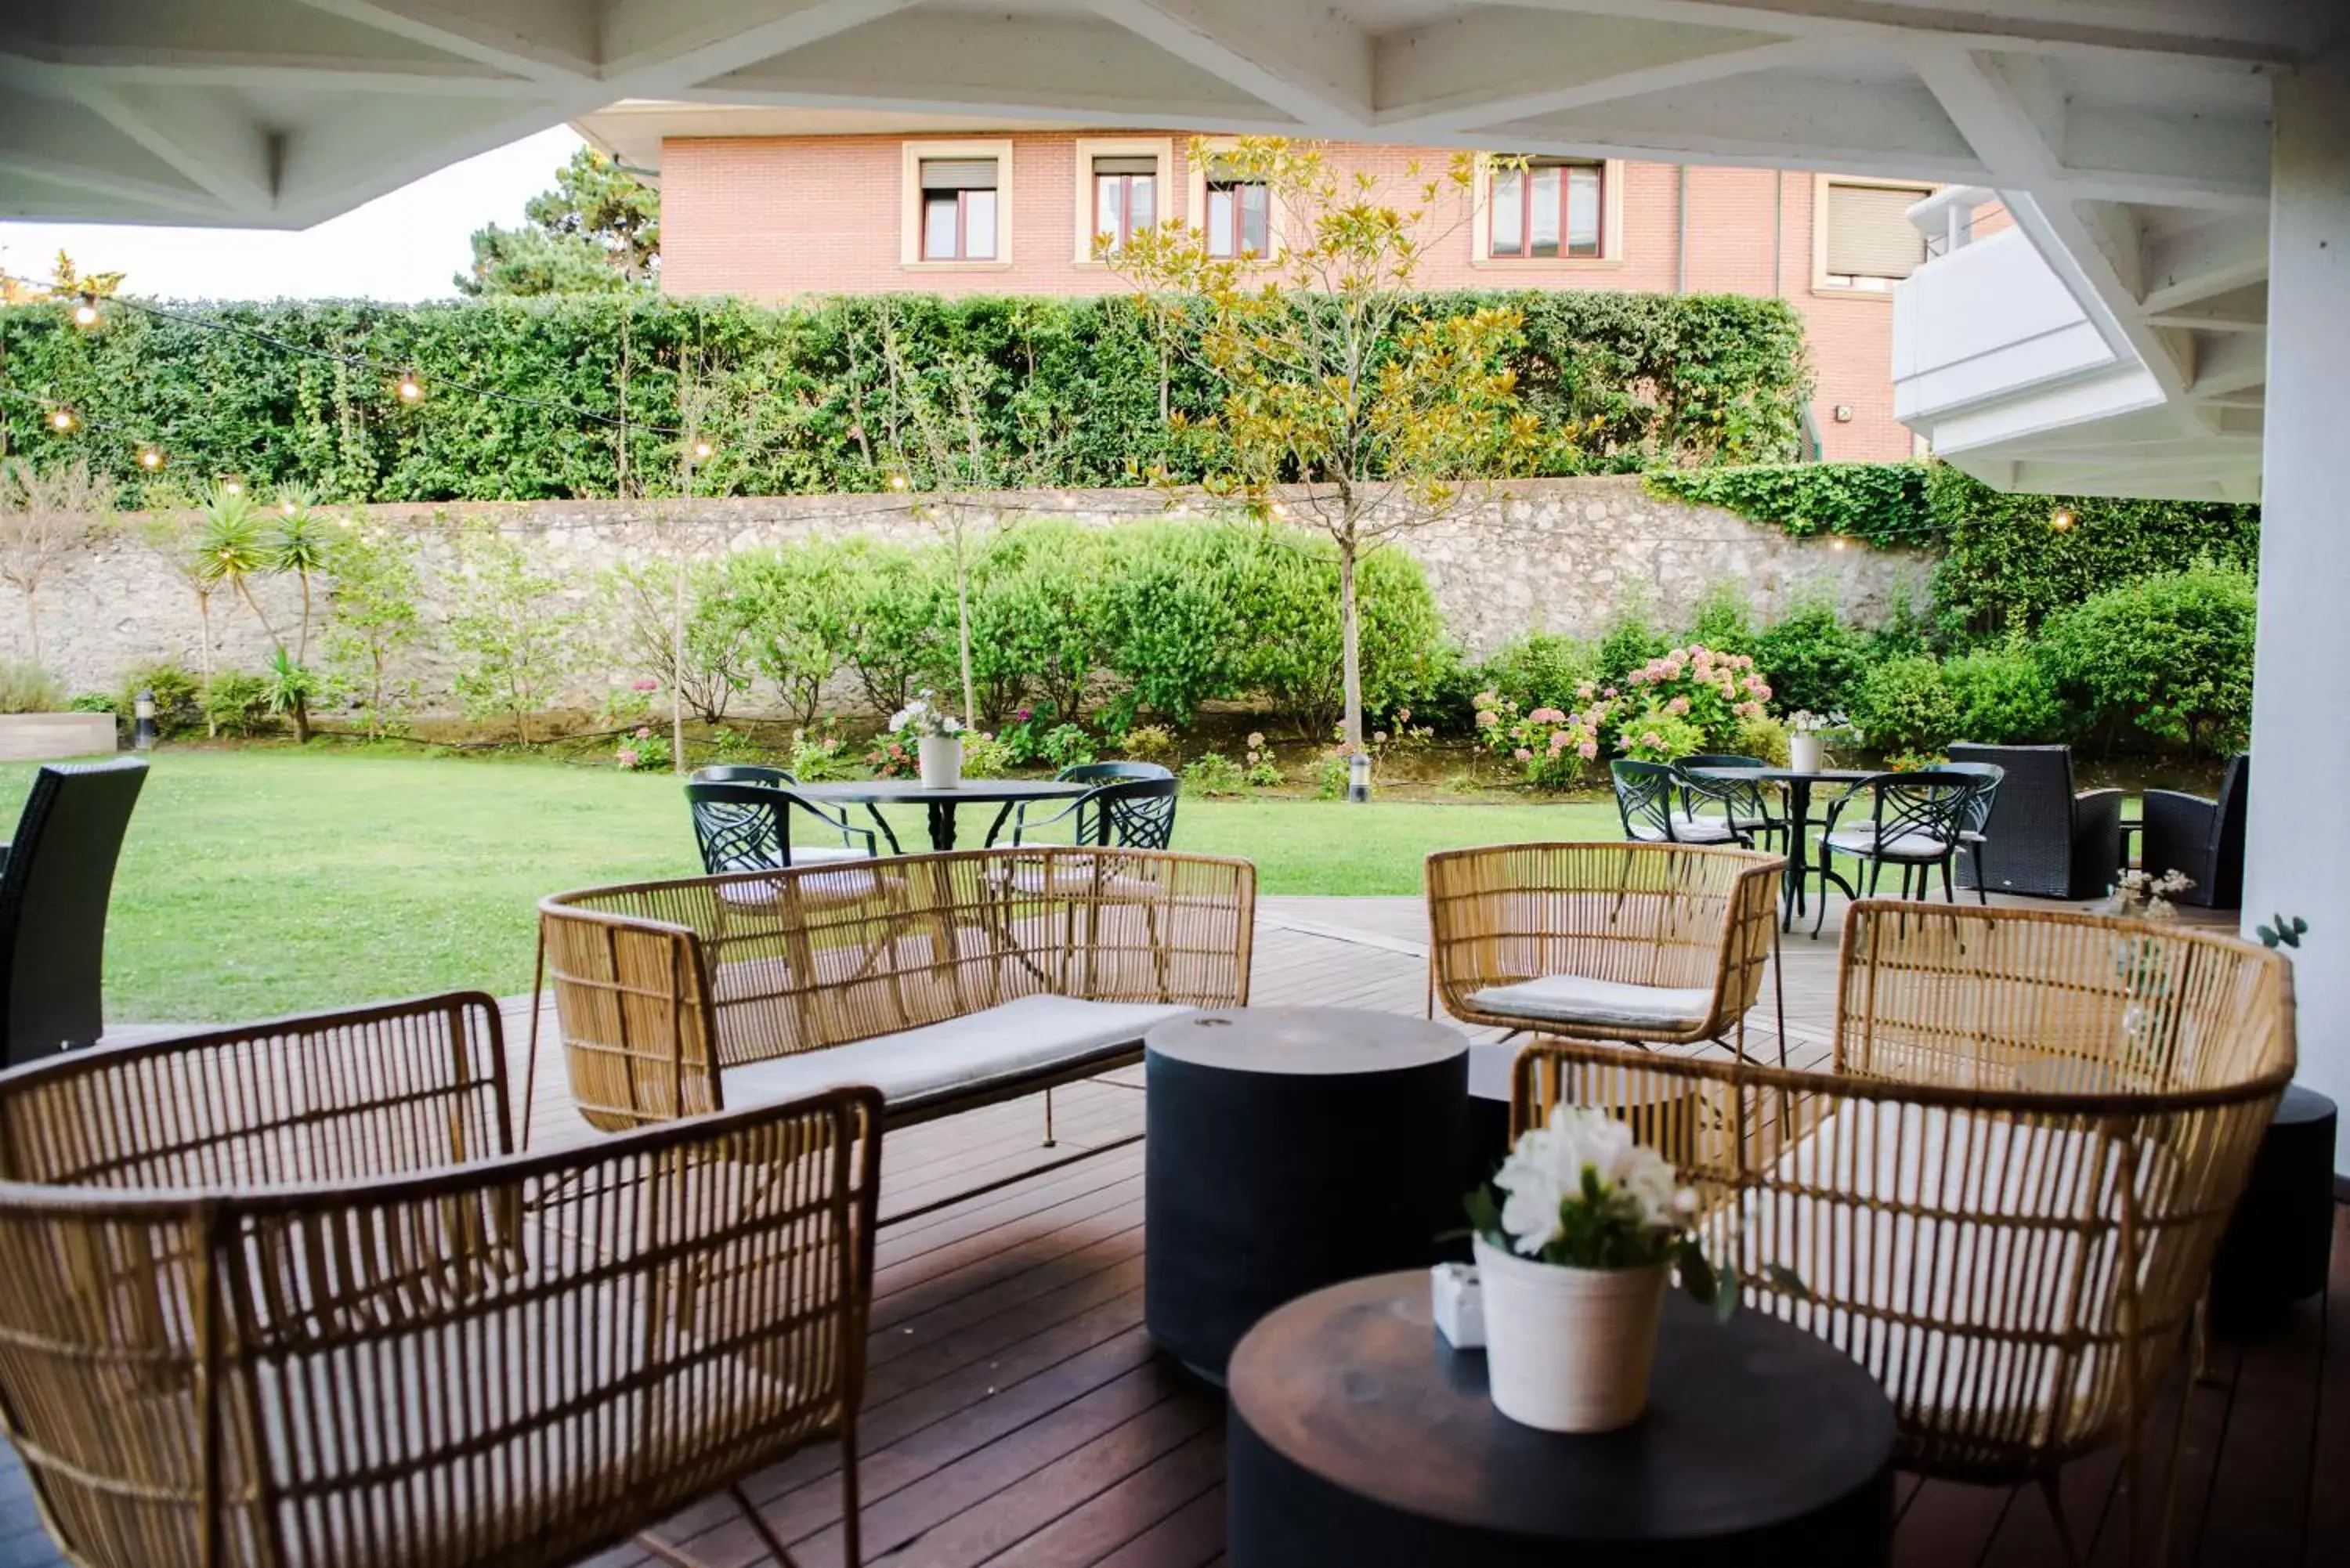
[23,592,40,667]
[197,592,216,736]
[953,518,978,724]
[291,693,311,745]
[671,545,688,774]
[1339,533,1365,759]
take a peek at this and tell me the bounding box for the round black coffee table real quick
[1144,1006,1466,1382]
[2211,1082,2338,1325]
[1227,1271,1897,1567]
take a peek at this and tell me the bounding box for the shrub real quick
[2041,566,2257,755]
[1471,690,1609,790]
[723,540,860,724]
[1116,723,1178,765]
[1733,712,1791,766]
[0,660,62,714]
[1644,461,1938,550]
[1751,600,1869,717]
[1679,582,1757,655]
[1181,751,1246,797]
[837,539,953,717]
[968,520,1108,724]
[68,691,119,715]
[1942,644,2063,745]
[1097,523,1247,727]
[1619,644,1770,748]
[785,722,857,781]
[1236,529,1451,734]
[1848,655,1959,756]
[1595,611,1669,687]
[1614,705,1708,763]
[959,732,1014,779]
[1038,722,1095,771]
[446,526,586,743]
[121,661,204,737]
[201,672,276,736]
[1470,631,1595,712]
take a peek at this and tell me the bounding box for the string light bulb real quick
[70,295,100,329]
[888,471,909,490]
[280,498,299,517]
[1829,536,1849,551]
[137,445,166,471]
[691,437,714,461]
[2050,508,2076,533]
[46,407,77,433]
[396,370,425,404]
[1269,500,1289,518]
[220,476,244,497]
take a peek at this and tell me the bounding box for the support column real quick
[2244,45,2350,1175]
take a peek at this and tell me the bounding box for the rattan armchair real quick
[1510,902,2294,1563]
[1425,841,1788,1063]
[0,992,882,1568]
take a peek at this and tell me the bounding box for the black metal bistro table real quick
[792,778,1089,854]
[1227,1271,1897,1567]
[1689,765,1871,933]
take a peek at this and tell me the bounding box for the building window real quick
[1093,155,1158,251]
[1821,181,1929,289]
[1490,158,1603,259]
[920,157,999,261]
[1203,174,1270,258]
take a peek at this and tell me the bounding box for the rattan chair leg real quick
[2035,1475,2086,1568]
[841,1427,865,1568]
[728,1483,804,1567]
[1770,920,1788,1070]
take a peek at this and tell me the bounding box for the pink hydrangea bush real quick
[1473,684,1618,789]
[1622,644,1771,747]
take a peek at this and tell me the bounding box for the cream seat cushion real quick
[1467,974,1718,1032]
[1626,815,1739,845]
[1824,826,1951,861]
[724,994,1191,1111]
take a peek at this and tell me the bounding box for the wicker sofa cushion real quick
[1466,974,1716,1031]
[723,994,1190,1111]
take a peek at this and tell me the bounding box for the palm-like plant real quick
[269,486,334,664]
[196,485,274,638]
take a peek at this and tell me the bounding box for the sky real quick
[0,127,588,305]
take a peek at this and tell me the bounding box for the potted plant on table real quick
[890,691,967,789]
[1784,710,1860,775]
[1465,1105,1780,1433]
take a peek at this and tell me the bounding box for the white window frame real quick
[901,139,1015,270]
[1184,136,1283,261]
[1470,154,1626,267]
[1812,174,1936,298]
[1074,136,1175,264]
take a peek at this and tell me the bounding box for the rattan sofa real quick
[537,847,1254,1207]
[1511,901,2294,1562]
[0,993,881,1568]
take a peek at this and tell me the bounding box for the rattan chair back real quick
[1425,842,1784,1046]
[0,995,882,1568]
[1509,902,2294,1501]
[540,847,1255,1133]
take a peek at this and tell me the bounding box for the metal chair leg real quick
[1043,1084,1057,1148]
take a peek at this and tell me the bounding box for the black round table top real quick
[793,779,1090,804]
[1687,765,1872,783]
[1146,1006,1465,1077]
[1229,1270,1896,1542]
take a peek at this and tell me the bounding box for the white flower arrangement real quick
[2106,866,2195,921]
[1786,709,1862,742]
[1466,1104,1800,1321]
[888,691,965,739]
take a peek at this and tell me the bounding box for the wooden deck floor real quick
[5,896,2339,1568]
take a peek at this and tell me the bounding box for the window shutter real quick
[1826,184,1929,280]
[1093,155,1157,176]
[920,158,998,191]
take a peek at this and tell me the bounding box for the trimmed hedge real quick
[1643,461,1937,549]
[2,290,1810,502]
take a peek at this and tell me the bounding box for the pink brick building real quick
[592,112,1940,462]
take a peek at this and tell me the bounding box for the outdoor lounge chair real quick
[1947,743,2124,899]
[2139,752,2248,909]
[1511,902,2293,1565]
[0,992,881,1568]
[1,756,146,1067]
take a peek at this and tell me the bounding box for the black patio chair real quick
[1057,761,1174,783]
[683,780,877,873]
[689,764,797,787]
[1813,769,1981,934]
[1674,753,1786,852]
[1946,743,2123,899]
[1611,760,1744,846]
[2,757,146,1067]
[1938,758,2005,905]
[2141,753,2248,909]
[1000,776,1180,849]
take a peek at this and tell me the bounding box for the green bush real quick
[0,661,63,714]
[1180,751,1246,797]
[201,673,277,736]
[1,291,1810,500]
[1236,529,1451,733]
[1644,461,1937,549]
[1680,582,1758,655]
[68,692,120,716]
[1750,600,1869,716]
[1467,632,1596,712]
[836,539,953,717]
[722,540,862,724]
[968,519,1108,724]
[2041,566,2257,755]
[1942,644,2063,745]
[1848,655,1960,756]
[1097,523,1248,727]
[1595,612,1670,687]
[121,662,205,737]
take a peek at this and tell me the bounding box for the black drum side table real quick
[1227,1271,1897,1567]
[1144,1006,1466,1382]
[2212,1082,2338,1326]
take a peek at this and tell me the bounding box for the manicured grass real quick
[1,750,1614,1024]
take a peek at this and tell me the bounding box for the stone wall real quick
[6,476,1930,711]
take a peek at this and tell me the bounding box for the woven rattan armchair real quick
[538,847,1253,1213]
[1425,841,1788,1063]
[0,993,882,1568]
[1510,902,2294,1563]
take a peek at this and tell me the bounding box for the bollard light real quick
[133,688,157,752]
[1347,750,1372,804]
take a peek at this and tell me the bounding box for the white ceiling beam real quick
[1508,74,1983,177]
[36,78,280,211]
[2184,331,2269,399]
[2138,217,2271,313]
[604,0,921,95]
[1088,0,1373,131]
[1372,10,1814,135]
[288,0,597,87]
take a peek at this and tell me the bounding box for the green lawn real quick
[1,750,1614,1024]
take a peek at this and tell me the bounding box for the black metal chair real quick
[2141,752,2248,909]
[1000,777,1180,849]
[1611,760,1743,846]
[1674,753,1786,851]
[683,781,877,873]
[1946,744,2124,899]
[1814,770,1981,934]
[1939,759,2006,905]
[689,764,797,787]
[1058,761,1174,783]
[2,757,146,1067]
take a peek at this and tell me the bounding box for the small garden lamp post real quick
[132,689,156,752]
[1347,750,1372,804]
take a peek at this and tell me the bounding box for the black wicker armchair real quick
[2140,753,2248,909]
[1947,743,2124,899]
[0,757,146,1067]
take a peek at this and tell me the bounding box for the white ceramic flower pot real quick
[917,734,963,789]
[1789,733,1824,775]
[1472,1234,1668,1433]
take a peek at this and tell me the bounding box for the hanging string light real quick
[46,407,78,433]
[2050,507,2076,533]
[219,476,244,497]
[280,497,300,517]
[71,294,101,329]
[888,471,909,490]
[691,437,714,461]
[395,370,425,404]
[138,445,166,471]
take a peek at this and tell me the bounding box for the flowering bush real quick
[864,734,916,779]
[613,724,668,772]
[1613,705,1706,764]
[1473,687,1616,789]
[1466,1105,1802,1318]
[887,690,964,739]
[1620,643,1770,746]
[1243,732,1285,789]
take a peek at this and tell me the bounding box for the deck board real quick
[9,898,2340,1568]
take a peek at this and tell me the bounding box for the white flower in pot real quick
[1464,1105,1794,1433]
[889,691,967,788]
